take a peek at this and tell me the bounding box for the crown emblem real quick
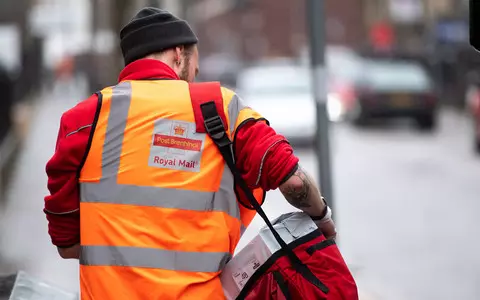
[174,125,186,136]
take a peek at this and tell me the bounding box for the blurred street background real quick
[0,0,480,299]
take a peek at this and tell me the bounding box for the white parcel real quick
[221,212,318,300]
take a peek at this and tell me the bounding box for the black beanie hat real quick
[120,7,198,66]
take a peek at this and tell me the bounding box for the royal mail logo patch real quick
[153,134,202,152]
[148,119,205,172]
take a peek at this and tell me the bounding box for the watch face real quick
[471,0,480,51]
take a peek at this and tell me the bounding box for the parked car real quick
[339,59,438,130]
[325,46,365,122]
[300,45,365,122]
[464,74,480,154]
[236,62,315,146]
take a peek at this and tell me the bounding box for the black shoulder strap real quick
[200,101,285,243]
[200,101,329,295]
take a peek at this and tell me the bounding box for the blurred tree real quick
[110,0,130,71]
[148,0,161,6]
[181,0,194,20]
[0,65,13,142]
[89,0,132,90]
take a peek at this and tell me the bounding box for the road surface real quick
[1,84,480,299]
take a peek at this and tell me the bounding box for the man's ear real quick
[174,46,185,62]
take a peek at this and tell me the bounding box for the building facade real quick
[192,0,366,63]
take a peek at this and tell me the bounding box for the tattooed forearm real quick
[281,167,312,209]
[279,165,326,216]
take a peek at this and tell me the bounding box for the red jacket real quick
[44,59,299,247]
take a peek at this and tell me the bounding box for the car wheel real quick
[416,114,436,131]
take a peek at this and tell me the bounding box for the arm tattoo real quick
[282,167,312,209]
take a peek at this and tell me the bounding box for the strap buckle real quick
[204,115,226,139]
[204,115,233,148]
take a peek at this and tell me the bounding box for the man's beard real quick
[179,58,191,82]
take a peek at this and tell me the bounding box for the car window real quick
[362,61,432,91]
[328,63,363,83]
[237,66,311,95]
[326,47,364,83]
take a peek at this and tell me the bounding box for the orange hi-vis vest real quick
[78,79,266,300]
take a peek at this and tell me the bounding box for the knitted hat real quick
[120,8,198,66]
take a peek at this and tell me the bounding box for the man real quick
[44,7,336,300]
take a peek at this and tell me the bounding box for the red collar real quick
[118,59,179,82]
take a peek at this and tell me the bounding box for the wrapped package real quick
[221,212,318,300]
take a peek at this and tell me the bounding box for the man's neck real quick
[144,54,175,70]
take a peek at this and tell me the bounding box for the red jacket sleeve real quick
[44,94,98,247]
[234,120,299,191]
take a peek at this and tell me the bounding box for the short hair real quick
[142,44,196,63]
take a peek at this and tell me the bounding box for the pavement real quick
[0,79,87,292]
[1,81,480,299]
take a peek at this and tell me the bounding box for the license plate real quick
[391,95,412,107]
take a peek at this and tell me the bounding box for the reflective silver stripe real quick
[80,164,240,218]
[215,163,239,217]
[66,124,92,137]
[80,245,231,273]
[44,208,79,215]
[102,82,132,177]
[227,94,248,133]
